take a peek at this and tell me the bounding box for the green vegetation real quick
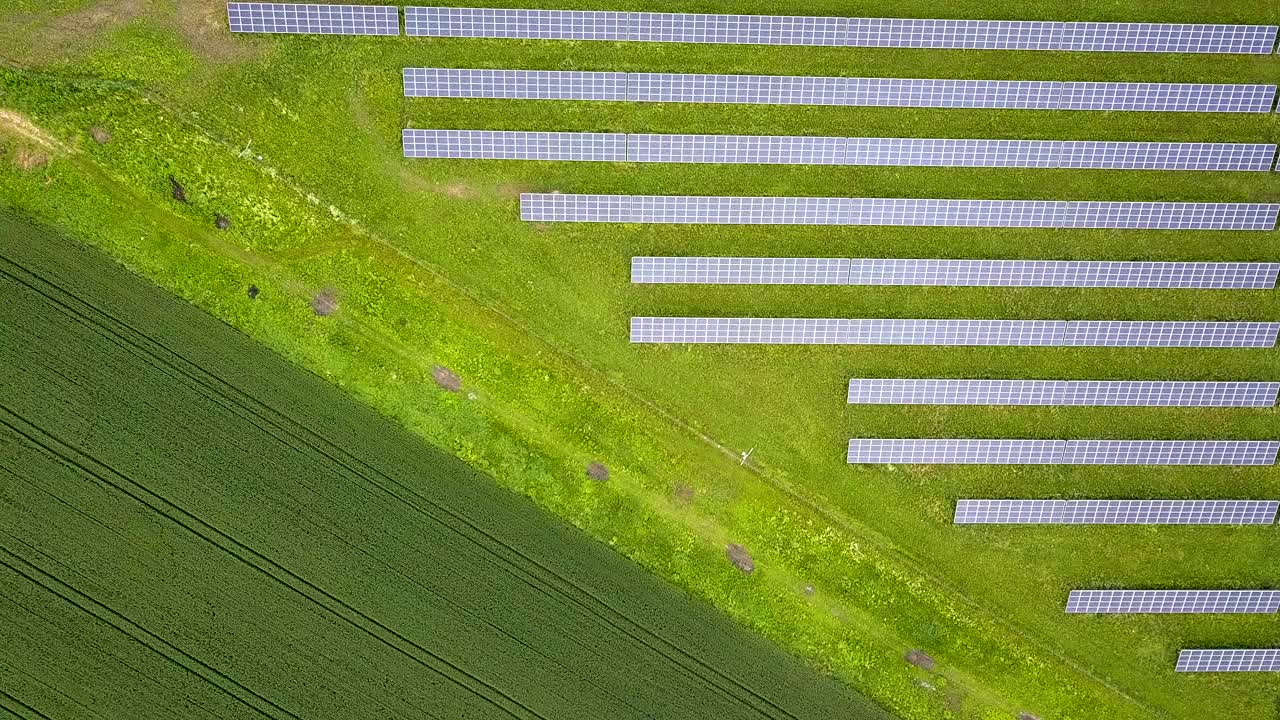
[0,211,889,720]
[0,1,1277,718]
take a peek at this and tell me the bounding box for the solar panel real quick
[627,73,846,105]
[844,19,1061,50]
[1059,142,1277,171]
[521,194,633,223]
[842,78,1063,109]
[954,499,1067,524]
[1061,321,1280,348]
[844,138,1061,168]
[1059,82,1277,113]
[627,134,846,165]
[402,68,627,101]
[629,317,848,345]
[1060,500,1279,524]
[1059,381,1279,407]
[1066,590,1280,614]
[631,257,850,285]
[1061,440,1279,466]
[844,199,1065,227]
[847,439,1066,464]
[955,499,1280,525]
[847,379,1063,405]
[628,318,1067,345]
[401,129,625,161]
[1177,649,1280,673]
[1059,23,1279,54]
[227,3,399,35]
[404,7,629,40]
[845,380,1279,407]
[843,260,1280,289]
[1062,202,1280,230]
[633,12,847,45]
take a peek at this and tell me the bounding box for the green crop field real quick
[1,211,889,720]
[1,1,1278,718]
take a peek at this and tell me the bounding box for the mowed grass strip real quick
[0,213,888,720]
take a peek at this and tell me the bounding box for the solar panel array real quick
[227,3,399,35]
[845,380,1280,407]
[401,129,626,161]
[410,132,1277,171]
[1177,649,1280,673]
[954,499,1280,525]
[1066,590,1280,614]
[404,70,1280,113]
[1061,321,1280,348]
[631,318,1280,348]
[847,439,1280,465]
[632,258,1280,289]
[402,9,1280,54]
[524,195,1280,230]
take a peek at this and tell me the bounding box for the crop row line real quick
[0,255,807,720]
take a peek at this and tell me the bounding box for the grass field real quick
[0,211,890,720]
[1,1,1278,717]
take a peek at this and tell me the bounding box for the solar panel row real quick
[402,8,1280,55]
[228,3,399,35]
[526,195,1280,230]
[846,379,1280,407]
[404,70,1280,113]
[953,499,1280,524]
[631,258,1280,289]
[1177,649,1280,672]
[404,130,1278,171]
[1066,590,1280,614]
[629,318,1280,348]
[845,439,1280,465]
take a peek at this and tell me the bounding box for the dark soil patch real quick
[90,126,112,144]
[311,288,338,317]
[432,365,461,392]
[246,285,259,300]
[725,543,754,574]
[944,690,964,712]
[214,213,231,230]
[586,462,609,482]
[673,482,694,505]
[905,649,935,671]
[169,175,188,203]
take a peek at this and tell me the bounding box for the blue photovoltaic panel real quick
[401,129,625,161]
[1066,590,1280,614]
[842,260,1280,289]
[1177,649,1280,673]
[631,257,850,284]
[1061,321,1280,348]
[844,138,1061,168]
[1059,82,1276,112]
[403,68,627,100]
[1060,23,1279,54]
[633,12,847,45]
[227,3,399,35]
[627,73,846,105]
[404,7,629,40]
[844,19,1061,50]
[1061,440,1279,466]
[1059,142,1277,171]
[522,195,1278,229]
[847,439,1066,464]
[845,379,1279,407]
[627,134,846,165]
[628,318,1066,346]
[1060,500,1279,524]
[955,499,1280,525]
[1062,202,1280,230]
[842,78,1062,109]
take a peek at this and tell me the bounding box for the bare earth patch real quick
[90,126,112,144]
[440,181,480,200]
[905,649,936,671]
[12,148,49,171]
[673,482,695,506]
[0,109,71,155]
[311,288,339,317]
[493,181,533,201]
[725,543,754,574]
[169,0,260,62]
[586,462,609,482]
[0,0,146,64]
[432,365,462,392]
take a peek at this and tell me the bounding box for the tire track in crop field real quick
[0,688,56,720]
[0,255,826,720]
